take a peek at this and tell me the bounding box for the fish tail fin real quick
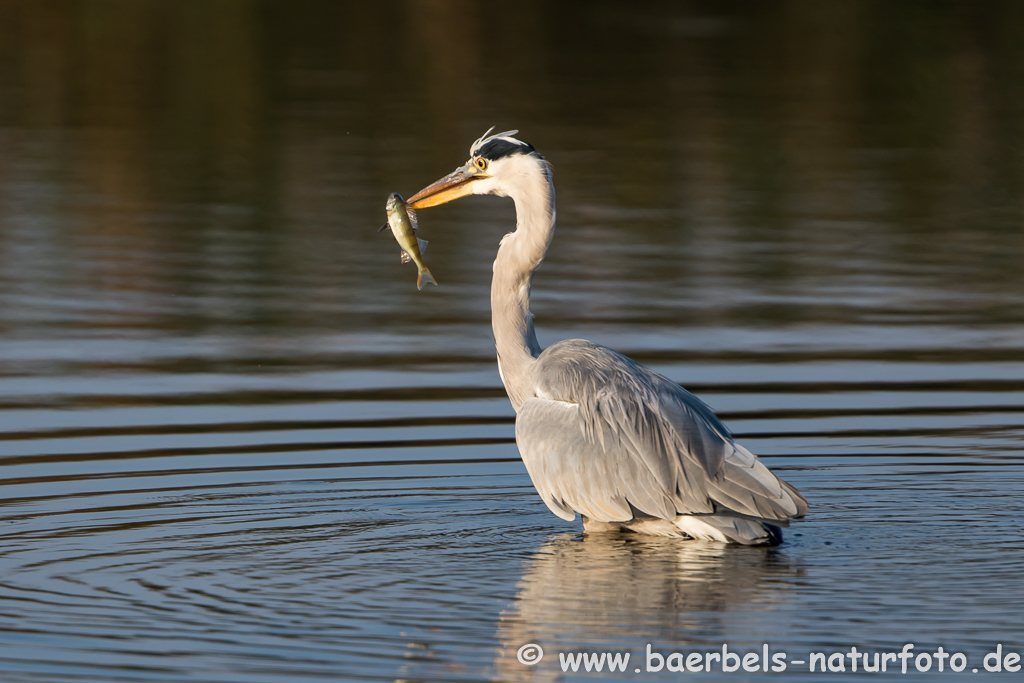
[416,268,438,290]
[417,237,428,254]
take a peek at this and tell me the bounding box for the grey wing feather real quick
[517,398,679,521]
[517,339,808,525]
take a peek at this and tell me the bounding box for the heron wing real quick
[516,339,807,524]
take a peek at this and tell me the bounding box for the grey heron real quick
[407,129,807,544]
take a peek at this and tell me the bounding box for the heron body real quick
[407,129,807,544]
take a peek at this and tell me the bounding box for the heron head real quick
[407,128,545,209]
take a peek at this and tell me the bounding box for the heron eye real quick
[475,158,487,171]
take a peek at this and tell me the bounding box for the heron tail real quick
[416,268,437,290]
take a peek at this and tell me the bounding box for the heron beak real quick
[407,164,487,209]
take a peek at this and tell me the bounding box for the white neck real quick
[488,156,556,411]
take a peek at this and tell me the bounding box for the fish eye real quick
[474,158,487,171]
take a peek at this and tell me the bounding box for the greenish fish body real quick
[383,192,437,290]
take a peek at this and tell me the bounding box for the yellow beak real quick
[407,163,488,209]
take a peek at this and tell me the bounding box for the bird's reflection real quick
[493,533,804,682]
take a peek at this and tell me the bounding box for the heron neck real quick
[490,168,556,411]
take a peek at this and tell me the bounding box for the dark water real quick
[2,1,1024,681]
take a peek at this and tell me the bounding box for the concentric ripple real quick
[2,328,1024,681]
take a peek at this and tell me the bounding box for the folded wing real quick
[515,339,807,526]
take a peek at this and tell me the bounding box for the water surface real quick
[2,1,1024,681]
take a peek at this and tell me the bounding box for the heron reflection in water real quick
[408,130,807,544]
[491,534,803,682]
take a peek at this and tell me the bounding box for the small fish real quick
[380,192,437,290]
